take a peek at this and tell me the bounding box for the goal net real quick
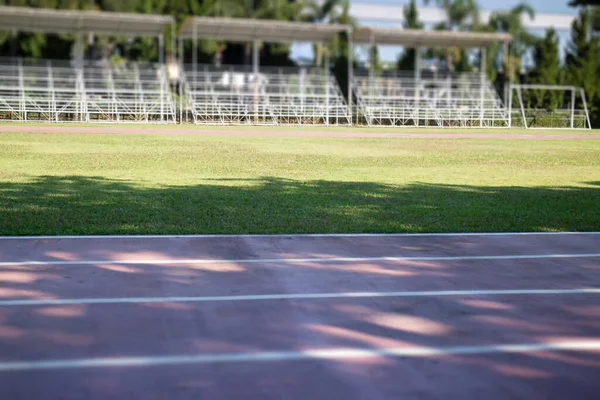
[510,84,591,129]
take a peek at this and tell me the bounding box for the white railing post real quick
[570,87,575,129]
[480,47,486,127]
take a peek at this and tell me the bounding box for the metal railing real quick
[352,71,509,127]
[182,64,350,125]
[0,57,176,123]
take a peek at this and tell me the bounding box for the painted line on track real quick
[2,252,600,267]
[1,341,599,371]
[1,288,598,307]
[1,232,600,240]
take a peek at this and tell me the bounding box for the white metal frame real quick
[179,17,352,126]
[182,64,349,125]
[350,28,513,128]
[511,84,591,130]
[353,70,509,128]
[0,57,176,123]
[0,6,177,124]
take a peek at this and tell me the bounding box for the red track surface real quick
[1,124,600,139]
[1,233,599,399]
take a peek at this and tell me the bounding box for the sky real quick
[376,0,576,15]
[292,0,579,63]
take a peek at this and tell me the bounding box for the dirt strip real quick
[1,124,599,140]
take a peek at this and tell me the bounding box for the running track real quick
[1,232,599,399]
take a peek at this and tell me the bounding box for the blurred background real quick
[0,0,598,127]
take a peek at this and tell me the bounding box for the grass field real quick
[1,130,599,235]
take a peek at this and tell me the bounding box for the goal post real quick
[510,84,592,130]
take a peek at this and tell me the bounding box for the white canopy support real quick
[179,17,350,44]
[0,6,173,37]
[352,27,512,48]
[0,6,174,65]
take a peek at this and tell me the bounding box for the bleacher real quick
[182,64,350,125]
[0,57,176,123]
[353,71,509,127]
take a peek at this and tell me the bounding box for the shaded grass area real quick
[1,133,599,235]
[1,176,599,235]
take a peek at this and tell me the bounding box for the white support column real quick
[368,32,374,103]
[252,40,259,74]
[48,61,57,122]
[508,84,513,128]
[107,67,118,122]
[159,35,164,121]
[516,86,528,129]
[171,21,176,66]
[347,29,353,126]
[179,37,184,124]
[74,32,86,122]
[502,41,508,109]
[325,50,330,126]
[580,88,592,130]
[74,33,84,69]
[18,59,25,122]
[192,23,197,82]
[158,34,164,65]
[480,47,486,127]
[570,87,575,129]
[415,47,421,127]
[508,42,514,128]
[252,40,260,123]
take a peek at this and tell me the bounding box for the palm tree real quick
[489,2,536,60]
[424,0,480,30]
[424,0,480,71]
[488,2,536,81]
[304,0,350,66]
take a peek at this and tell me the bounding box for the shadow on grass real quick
[1,175,599,235]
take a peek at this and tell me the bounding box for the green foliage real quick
[566,8,600,126]
[423,0,478,71]
[569,0,600,6]
[396,0,422,71]
[488,2,537,76]
[528,29,563,112]
[423,0,479,30]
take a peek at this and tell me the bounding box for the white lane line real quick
[2,252,600,267]
[1,288,598,307]
[1,341,599,371]
[1,232,599,240]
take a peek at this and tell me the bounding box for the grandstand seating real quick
[0,57,176,123]
[182,64,350,125]
[353,70,509,127]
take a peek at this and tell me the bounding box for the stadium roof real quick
[0,6,173,37]
[353,27,512,48]
[179,17,350,43]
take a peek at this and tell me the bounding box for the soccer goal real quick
[510,84,591,129]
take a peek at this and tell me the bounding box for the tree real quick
[488,2,537,77]
[304,0,347,66]
[329,0,354,100]
[528,28,563,111]
[212,0,301,66]
[569,0,600,34]
[565,8,600,126]
[424,0,480,71]
[569,0,600,5]
[396,0,423,71]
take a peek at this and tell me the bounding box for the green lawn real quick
[1,131,599,235]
